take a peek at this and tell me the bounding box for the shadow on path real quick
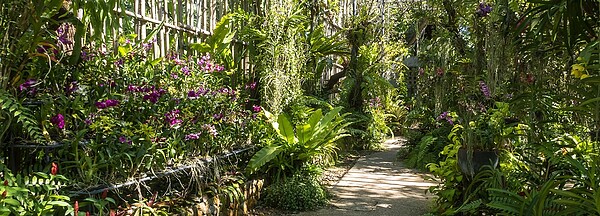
[293,137,436,216]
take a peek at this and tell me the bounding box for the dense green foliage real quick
[263,173,328,211]
[0,0,404,214]
[9,0,599,215]
[247,107,349,182]
[397,0,600,215]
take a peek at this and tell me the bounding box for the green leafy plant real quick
[551,155,600,215]
[0,163,73,216]
[246,107,349,180]
[263,173,328,211]
[426,137,464,215]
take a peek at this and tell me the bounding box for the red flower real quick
[86,212,90,216]
[1,191,6,199]
[51,162,58,175]
[109,210,116,216]
[146,192,158,207]
[3,180,7,186]
[101,188,108,199]
[436,67,445,76]
[526,74,535,84]
[74,201,79,215]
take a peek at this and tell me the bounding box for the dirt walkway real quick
[295,137,436,216]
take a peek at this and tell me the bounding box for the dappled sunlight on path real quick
[293,138,436,216]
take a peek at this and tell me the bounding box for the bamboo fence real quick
[103,0,391,86]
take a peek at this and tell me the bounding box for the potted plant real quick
[449,101,514,178]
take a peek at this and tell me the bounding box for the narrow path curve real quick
[296,137,436,216]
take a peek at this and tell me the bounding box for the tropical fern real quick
[416,135,436,165]
[487,179,563,216]
[455,199,483,214]
[0,90,45,144]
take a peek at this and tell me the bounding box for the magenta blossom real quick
[95,99,120,109]
[65,81,78,94]
[436,111,454,125]
[19,79,37,92]
[165,110,183,127]
[50,114,65,129]
[213,113,224,120]
[369,97,382,108]
[119,136,132,145]
[127,85,139,92]
[188,90,197,99]
[182,66,191,76]
[252,105,262,112]
[57,24,72,45]
[479,81,491,99]
[245,82,257,90]
[185,133,201,141]
[143,89,166,104]
[114,59,124,67]
[202,124,218,137]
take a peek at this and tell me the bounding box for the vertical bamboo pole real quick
[177,0,183,53]
[196,0,203,45]
[152,0,161,57]
[160,0,167,56]
[140,0,147,41]
[210,0,215,31]
[134,0,139,37]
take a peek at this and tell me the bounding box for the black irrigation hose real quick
[11,140,89,149]
[69,146,256,196]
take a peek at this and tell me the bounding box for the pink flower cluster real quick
[187,87,210,99]
[197,54,225,72]
[165,109,183,127]
[202,124,218,137]
[127,85,167,104]
[19,79,37,95]
[51,114,65,129]
[95,99,120,109]
[185,132,202,140]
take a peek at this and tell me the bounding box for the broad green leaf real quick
[143,21,164,44]
[118,46,128,57]
[149,57,163,66]
[308,109,322,129]
[46,201,71,207]
[2,198,20,206]
[189,43,211,53]
[277,114,295,144]
[297,124,312,144]
[247,145,282,173]
[314,107,342,134]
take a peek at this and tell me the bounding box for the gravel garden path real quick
[295,137,436,216]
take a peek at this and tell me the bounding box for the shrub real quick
[263,174,328,211]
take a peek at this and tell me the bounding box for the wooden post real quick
[140,0,147,42]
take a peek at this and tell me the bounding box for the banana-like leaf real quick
[277,114,296,144]
[297,124,312,144]
[314,107,342,135]
[246,145,282,173]
[308,109,323,129]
